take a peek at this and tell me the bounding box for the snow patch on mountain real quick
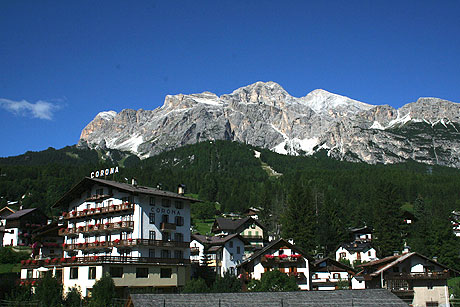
[97,111,117,121]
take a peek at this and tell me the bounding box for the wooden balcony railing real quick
[387,271,450,280]
[261,255,303,265]
[160,222,176,231]
[59,221,134,236]
[21,256,190,268]
[63,238,190,251]
[62,203,134,220]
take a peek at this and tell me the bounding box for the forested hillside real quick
[0,141,459,268]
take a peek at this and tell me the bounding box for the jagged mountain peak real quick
[79,82,460,168]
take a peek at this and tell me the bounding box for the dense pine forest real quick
[1,140,459,269]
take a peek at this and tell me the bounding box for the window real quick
[368,251,372,256]
[70,267,78,279]
[150,197,155,206]
[110,267,123,278]
[313,274,319,279]
[161,249,171,258]
[426,302,438,307]
[339,252,346,259]
[88,267,96,280]
[160,268,172,278]
[175,201,183,209]
[162,215,169,223]
[174,250,183,259]
[136,268,149,278]
[149,213,155,224]
[27,269,33,279]
[237,246,241,254]
[333,273,340,279]
[175,216,184,226]
[149,249,155,258]
[162,232,170,241]
[149,230,156,240]
[229,241,233,248]
[174,232,183,242]
[162,199,171,207]
[428,282,434,290]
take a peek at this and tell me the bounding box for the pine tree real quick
[281,178,316,254]
[373,182,403,257]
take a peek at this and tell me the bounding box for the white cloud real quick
[0,98,61,120]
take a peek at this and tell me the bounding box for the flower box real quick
[51,258,58,263]
[62,243,67,248]
[83,209,88,213]
[93,256,99,261]
[62,212,68,217]
[60,258,66,263]
[21,260,26,265]
[71,256,77,262]
[291,254,302,259]
[45,259,50,264]
[264,254,274,259]
[279,254,288,259]
[128,238,133,242]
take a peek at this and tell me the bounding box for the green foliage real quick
[5,283,35,306]
[0,247,30,264]
[336,277,350,290]
[35,274,63,307]
[373,182,403,257]
[89,273,116,307]
[281,178,316,254]
[2,140,460,268]
[449,277,460,301]
[64,286,83,307]
[338,258,352,267]
[211,272,241,293]
[182,278,209,293]
[191,201,217,220]
[248,270,299,292]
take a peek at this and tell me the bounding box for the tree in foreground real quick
[35,273,63,307]
[183,277,209,293]
[248,270,299,292]
[211,272,241,293]
[89,273,116,307]
[64,286,83,307]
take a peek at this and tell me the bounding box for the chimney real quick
[403,245,411,254]
[178,184,186,195]
[131,178,138,186]
[432,256,438,262]
[157,183,163,190]
[393,251,400,256]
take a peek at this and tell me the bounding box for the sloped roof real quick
[53,177,200,208]
[5,208,37,220]
[339,242,374,253]
[129,289,407,307]
[238,238,313,268]
[0,206,15,217]
[313,257,355,273]
[360,252,459,277]
[349,226,373,234]
[213,216,265,233]
[192,233,248,246]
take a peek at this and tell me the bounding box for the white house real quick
[237,238,312,291]
[335,242,378,266]
[2,208,48,247]
[356,252,457,307]
[190,233,246,277]
[20,177,199,297]
[349,226,373,242]
[311,258,354,290]
[0,206,15,247]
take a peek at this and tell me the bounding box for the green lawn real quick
[0,263,21,274]
[194,219,214,235]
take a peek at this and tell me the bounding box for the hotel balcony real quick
[261,255,303,266]
[62,203,134,220]
[386,271,450,280]
[62,238,189,251]
[59,221,134,236]
[21,256,191,268]
[160,222,176,231]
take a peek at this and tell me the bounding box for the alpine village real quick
[2,83,460,306]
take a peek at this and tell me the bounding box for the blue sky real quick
[1,0,460,157]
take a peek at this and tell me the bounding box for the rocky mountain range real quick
[78,81,460,168]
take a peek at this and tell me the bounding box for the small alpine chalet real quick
[20,177,198,297]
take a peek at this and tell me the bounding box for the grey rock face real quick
[79,81,460,167]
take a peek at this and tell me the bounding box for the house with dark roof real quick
[30,221,64,259]
[311,257,355,291]
[127,289,408,307]
[0,206,15,247]
[237,238,313,290]
[21,177,200,297]
[349,226,373,242]
[355,251,458,306]
[190,233,247,276]
[335,241,378,267]
[212,217,266,256]
[2,207,48,247]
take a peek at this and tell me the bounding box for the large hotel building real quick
[20,177,197,296]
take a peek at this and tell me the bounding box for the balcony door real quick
[149,230,156,241]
